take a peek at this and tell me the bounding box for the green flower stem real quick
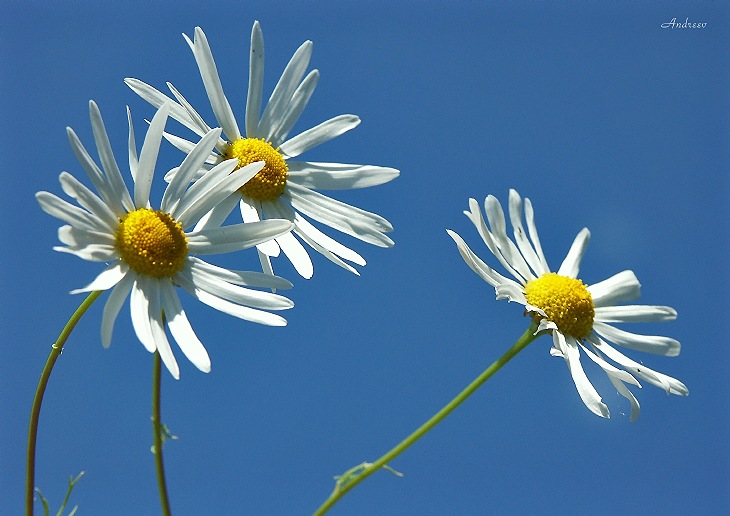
[152,351,171,516]
[25,290,103,516]
[313,323,541,516]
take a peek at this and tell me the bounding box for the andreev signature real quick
[661,18,707,29]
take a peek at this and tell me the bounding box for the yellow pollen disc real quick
[224,138,288,201]
[115,209,188,278]
[524,272,595,339]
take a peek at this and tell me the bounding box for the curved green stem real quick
[313,324,541,516]
[152,352,172,516]
[25,290,103,516]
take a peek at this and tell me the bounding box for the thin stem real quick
[152,352,172,516]
[26,290,104,516]
[313,324,541,516]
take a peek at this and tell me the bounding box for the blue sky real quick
[1,1,728,514]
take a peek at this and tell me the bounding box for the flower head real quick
[447,189,687,420]
[125,21,399,279]
[36,101,295,378]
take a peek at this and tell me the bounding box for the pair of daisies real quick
[38,21,685,419]
[37,22,398,379]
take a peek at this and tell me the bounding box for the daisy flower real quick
[125,21,399,279]
[447,189,687,420]
[36,101,296,379]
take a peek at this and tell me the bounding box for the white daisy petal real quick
[165,82,218,140]
[177,272,288,326]
[555,332,610,418]
[261,201,313,278]
[58,225,115,250]
[171,159,241,221]
[557,228,590,279]
[588,270,641,307]
[101,271,135,349]
[246,20,265,138]
[36,191,105,233]
[593,321,681,357]
[54,244,118,262]
[70,261,128,295]
[193,192,240,232]
[125,78,203,136]
[58,172,119,230]
[160,281,211,373]
[269,69,319,146]
[240,199,280,257]
[595,305,677,324]
[147,280,180,379]
[279,114,360,158]
[130,277,156,353]
[259,39,313,141]
[187,220,294,255]
[188,256,292,290]
[126,107,139,181]
[135,104,169,208]
[287,161,400,190]
[523,197,550,273]
[89,101,135,213]
[484,194,534,282]
[508,189,547,277]
[187,27,241,140]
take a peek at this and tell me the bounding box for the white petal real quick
[58,225,115,250]
[279,114,360,158]
[187,219,294,255]
[135,104,170,209]
[594,305,677,324]
[127,107,139,181]
[557,228,590,279]
[259,39,313,142]
[130,276,156,353]
[193,192,240,232]
[70,261,128,294]
[171,159,241,221]
[554,332,610,418]
[125,78,203,136]
[593,321,680,356]
[484,195,534,282]
[588,270,641,307]
[147,280,180,379]
[58,172,119,230]
[166,82,217,140]
[160,281,211,373]
[507,189,547,277]
[286,184,393,247]
[269,69,319,146]
[177,272,288,326]
[242,199,281,257]
[89,101,135,213]
[523,197,550,273]
[36,191,105,233]
[54,244,118,262]
[589,335,688,396]
[246,20,264,138]
[287,161,400,190]
[188,256,292,290]
[188,27,241,140]
[101,271,135,348]
[261,201,312,278]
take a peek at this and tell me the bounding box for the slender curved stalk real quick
[313,324,541,516]
[152,351,172,516]
[26,290,104,516]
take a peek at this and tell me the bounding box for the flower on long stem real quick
[36,101,295,379]
[447,189,688,420]
[126,21,399,279]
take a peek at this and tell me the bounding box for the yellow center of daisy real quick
[115,208,188,278]
[523,272,595,339]
[224,138,288,201]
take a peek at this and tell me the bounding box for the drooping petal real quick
[240,198,280,256]
[593,321,680,356]
[261,201,313,278]
[159,280,211,373]
[130,276,156,353]
[101,271,135,348]
[588,270,641,307]
[287,161,400,190]
[146,279,180,379]
[554,332,610,418]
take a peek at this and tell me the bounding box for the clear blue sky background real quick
[1,1,728,514]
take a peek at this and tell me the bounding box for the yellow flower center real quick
[115,208,188,278]
[224,138,288,201]
[524,272,595,339]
